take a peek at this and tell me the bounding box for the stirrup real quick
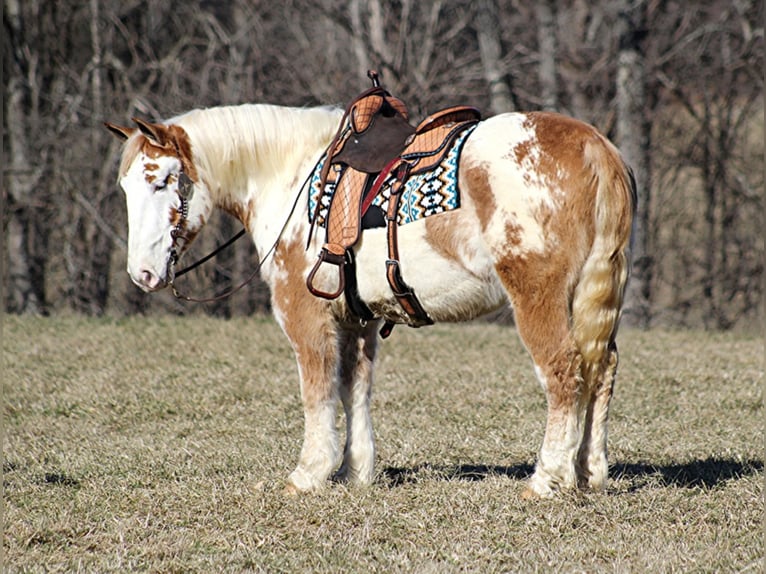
[306,246,346,300]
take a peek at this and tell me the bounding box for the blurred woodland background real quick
[4,0,763,329]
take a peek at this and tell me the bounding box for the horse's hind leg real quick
[576,342,619,490]
[334,322,379,485]
[505,281,588,498]
[526,345,588,497]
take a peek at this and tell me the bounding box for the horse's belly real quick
[352,219,507,324]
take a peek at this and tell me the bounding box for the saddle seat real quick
[307,71,481,335]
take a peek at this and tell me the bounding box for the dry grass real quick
[3,315,763,572]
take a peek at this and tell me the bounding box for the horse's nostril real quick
[139,268,159,289]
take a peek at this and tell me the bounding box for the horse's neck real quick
[182,104,340,231]
[179,104,340,261]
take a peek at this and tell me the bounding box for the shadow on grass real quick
[611,457,764,489]
[383,457,763,489]
[382,463,534,487]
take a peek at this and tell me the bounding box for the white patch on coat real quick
[461,114,560,257]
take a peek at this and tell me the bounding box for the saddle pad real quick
[308,123,477,228]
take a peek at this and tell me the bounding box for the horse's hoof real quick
[283,482,301,496]
[521,477,558,499]
[521,486,542,500]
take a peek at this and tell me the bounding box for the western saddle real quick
[306,71,481,337]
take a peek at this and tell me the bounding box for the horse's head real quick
[106,118,209,292]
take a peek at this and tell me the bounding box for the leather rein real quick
[167,166,314,304]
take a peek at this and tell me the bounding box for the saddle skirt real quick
[308,121,478,228]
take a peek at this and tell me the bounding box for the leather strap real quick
[384,162,434,329]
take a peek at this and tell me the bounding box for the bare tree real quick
[476,0,514,114]
[615,0,652,327]
[535,0,558,111]
[62,0,118,315]
[651,0,763,329]
[4,0,53,314]
[556,0,611,124]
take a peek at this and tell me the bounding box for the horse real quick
[106,102,635,498]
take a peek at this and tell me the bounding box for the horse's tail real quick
[571,135,637,369]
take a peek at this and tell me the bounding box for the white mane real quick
[170,104,343,196]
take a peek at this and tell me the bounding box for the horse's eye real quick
[154,175,170,192]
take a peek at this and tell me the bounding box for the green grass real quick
[3,316,763,572]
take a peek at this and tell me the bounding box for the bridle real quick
[168,170,195,270]
[165,163,315,304]
[165,167,255,304]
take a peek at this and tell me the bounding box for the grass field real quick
[3,315,763,572]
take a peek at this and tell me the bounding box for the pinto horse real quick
[106,103,635,497]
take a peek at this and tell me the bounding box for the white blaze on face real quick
[121,151,183,291]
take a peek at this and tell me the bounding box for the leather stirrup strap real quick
[384,162,434,329]
[326,167,368,250]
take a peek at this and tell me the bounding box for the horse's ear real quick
[104,122,136,141]
[132,117,171,147]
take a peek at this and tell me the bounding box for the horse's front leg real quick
[334,321,380,486]
[278,304,342,494]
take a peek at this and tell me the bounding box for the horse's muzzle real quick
[129,265,168,292]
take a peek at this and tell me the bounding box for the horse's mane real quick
[118,104,343,192]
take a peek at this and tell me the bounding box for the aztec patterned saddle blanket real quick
[306,71,481,334]
[308,124,476,229]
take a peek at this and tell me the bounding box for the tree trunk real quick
[5,196,47,315]
[66,0,114,315]
[475,0,514,114]
[535,0,558,110]
[615,0,652,328]
[4,0,48,315]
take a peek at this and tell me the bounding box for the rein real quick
[173,228,247,279]
[168,166,314,304]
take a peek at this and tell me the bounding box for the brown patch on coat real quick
[502,219,524,250]
[135,123,200,182]
[220,196,255,228]
[117,123,199,191]
[167,204,202,258]
[500,242,584,410]
[271,234,339,407]
[462,162,497,232]
[169,206,181,227]
[519,112,601,191]
[512,138,532,166]
[166,124,199,182]
[493,113,606,405]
